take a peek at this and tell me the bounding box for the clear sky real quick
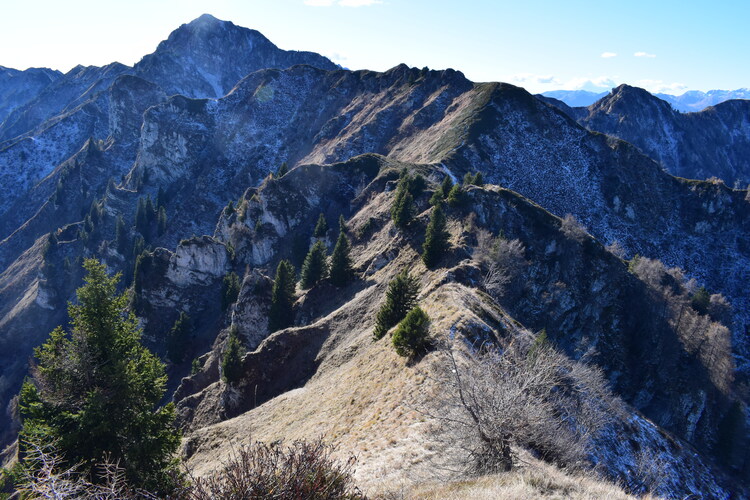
[1,0,748,94]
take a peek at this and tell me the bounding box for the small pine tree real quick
[222,272,241,311]
[473,172,484,186]
[222,325,244,384]
[277,162,289,178]
[338,214,347,233]
[191,358,202,375]
[440,175,454,197]
[157,206,167,236]
[269,260,297,332]
[446,183,464,206]
[167,311,191,363]
[115,215,128,254]
[313,213,328,238]
[329,230,354,287]
[407,173,427,198]
[300,240,329,289]
[463,172,475,186]
[373,270,420,339]
[224,200,235,216]
[691,286,711,315]
[392,306,430,357]
[422,203,450,268]
[391,187,415,230]
[145,196,156,220]
[135,197,149,237]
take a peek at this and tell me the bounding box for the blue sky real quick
[1,0,748,94]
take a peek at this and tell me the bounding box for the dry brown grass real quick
[384,460,655,500]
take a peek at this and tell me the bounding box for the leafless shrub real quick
[474,230,527,299]
[605,240,626,258]
[628,255,667,289]
[708,293,732,323]
[186,438,364,500]
[424,333,618,476]
[560,214,588,243]
[630,255,735,393]
[633,448,670,496]
[17,437,156,499]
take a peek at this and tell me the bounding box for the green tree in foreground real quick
[392,306,430,357]
[300,240,329,289]
[18,259,180,493]
[269,260,297,332]
[329,230,354,287]
[422,203,450,268]
[222,325,244,384]
[373,270,420,340]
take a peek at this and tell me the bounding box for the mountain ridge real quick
[0,15,748,496]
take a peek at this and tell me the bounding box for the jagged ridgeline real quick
[0,14,749,498]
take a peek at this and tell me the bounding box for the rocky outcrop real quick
[134,14,338,99]
[0,66,61,126]
[546,84,750,185]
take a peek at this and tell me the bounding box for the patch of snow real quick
[440,163,459,184]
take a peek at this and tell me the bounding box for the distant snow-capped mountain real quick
[543,88,750,112]
[656,88,750,112]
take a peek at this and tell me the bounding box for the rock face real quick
[544,84,750,185]
[0,15,748,496]
[134,14,338,99]
[171,158,744,496]
[0,66,61,127]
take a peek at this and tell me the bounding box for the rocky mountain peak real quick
[134,14,338,99]
[592,84,673,115]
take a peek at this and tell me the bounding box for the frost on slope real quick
[454,84,750,368]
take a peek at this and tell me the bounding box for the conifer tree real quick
[135,197,149,237]
[446,183,464,206]
[115,215,128,254]
[440,175,454,197]
[338,214,347,233]
[422,203,450,268]
[300,240,329,289]
[392,306,430,357]
[145,196,156,220]
[277,161,289,178]
[269,260,296,332]
[18,259,180,492]
[157,206,167,236]
[313,213,328,238]
[431,175,454,206]
[167,311,191,363]
[222,272,241,311]
[329,230,354,287]
[391,186,414,229]
[373,270,420,339]
[221,325,244,384]
[473,172,484,186]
